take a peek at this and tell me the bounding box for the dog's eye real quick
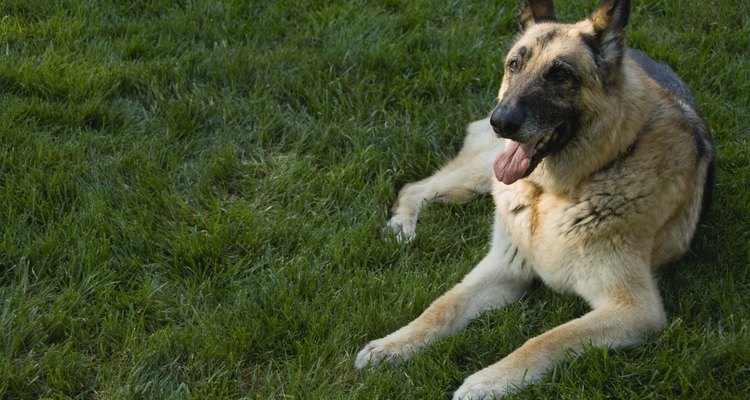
[546,63,573,83]
[508,59,520,73]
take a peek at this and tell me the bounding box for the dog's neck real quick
[527,57,651,195]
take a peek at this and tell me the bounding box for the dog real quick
[355,0,716,398]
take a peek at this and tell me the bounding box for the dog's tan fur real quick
[356,0,715,398]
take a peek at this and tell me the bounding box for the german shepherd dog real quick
[355,0,715,398]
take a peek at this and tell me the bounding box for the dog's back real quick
[628,49,697,110]
[627,48,715,221]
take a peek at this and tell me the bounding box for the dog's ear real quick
[520,0,556,30]
[589,0,630,66]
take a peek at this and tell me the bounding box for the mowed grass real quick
[0,0,748,398]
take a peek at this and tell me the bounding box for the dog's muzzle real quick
[490,105,524,139]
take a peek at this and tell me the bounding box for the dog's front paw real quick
[453,382,506,400]
[354,336,418,369]
[452,369,514,400]
[385,214,417,242]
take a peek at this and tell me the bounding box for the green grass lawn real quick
[1,0,748,398]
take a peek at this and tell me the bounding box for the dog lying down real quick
[355,0,715,398]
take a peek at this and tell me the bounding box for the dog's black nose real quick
[490,105,522,138]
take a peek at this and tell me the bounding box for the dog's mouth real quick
[493,124,571,185]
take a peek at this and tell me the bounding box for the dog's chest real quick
[493,179,644,290]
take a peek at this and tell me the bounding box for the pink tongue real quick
[494,140,534,185]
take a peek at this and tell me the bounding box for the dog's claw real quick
[385,216,416,243]
[354,337,414,369]
[453,384,498,400]
[453,377,511,400]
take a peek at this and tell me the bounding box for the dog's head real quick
[492,0,631,185]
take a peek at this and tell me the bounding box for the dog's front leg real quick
[453,274,667,399]
[387,119,499,242]
[356,228,533,368]
[387,150,496,242]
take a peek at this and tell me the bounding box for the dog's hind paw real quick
[385,215,416,243]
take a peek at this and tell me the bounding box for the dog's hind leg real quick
[355,221,534,368]
[387,118,501,241]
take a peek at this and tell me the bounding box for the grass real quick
[0,0,748,398]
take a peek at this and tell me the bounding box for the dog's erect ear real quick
[520,0,556,30]
[589,0,630,66]
[590,0,630,33]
